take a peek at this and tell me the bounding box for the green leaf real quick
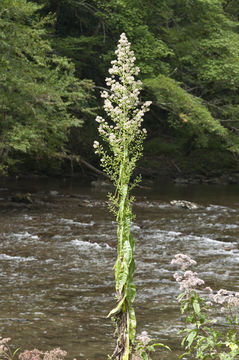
[123,239,133,265]
[179,352,191,359]
[147,345,155,353]
[12,348,21,358]
[107,294,126,318]
[129,234,135,253]
[128,306,136,340]
[186,330,197,348]
[127,282,136,305]
[118,265,128,293]
[151,343,171,351]
[193,299,201,315]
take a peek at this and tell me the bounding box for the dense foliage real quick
[0,0,93,174]
[2,0,239,175]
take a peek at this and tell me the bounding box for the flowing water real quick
[0,178,239,359]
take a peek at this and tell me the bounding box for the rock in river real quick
[170,200,202,210]
[11,192,33,204]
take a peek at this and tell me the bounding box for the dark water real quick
[0,178,239,359]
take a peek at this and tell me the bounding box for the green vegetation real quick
[0,0,93,174]
[1,0,239,176]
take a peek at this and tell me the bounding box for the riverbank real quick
[139,163,239,186]
[2,167,239,189]
[1,149,239,187]
[138,151,239,185]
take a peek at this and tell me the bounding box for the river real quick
[0,178,239,359]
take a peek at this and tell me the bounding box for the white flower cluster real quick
[93,33,151,159]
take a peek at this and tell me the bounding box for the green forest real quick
[1,0,239,180]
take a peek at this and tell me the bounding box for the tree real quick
[90,0,239,156]
[151,0,239,153]
[4,0,239,175]
[0,0,93,174]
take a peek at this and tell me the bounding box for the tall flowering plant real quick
[94,33,151,360]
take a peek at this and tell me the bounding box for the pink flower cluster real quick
[136,331,151,346]
[210,288,239,308]
[171,254,239,310]
[171,253,197,271]
[0,336,68,360]
[173,270,205,292]
[171,254,204,292]
[19,348,67,360]
[0,335,11,354]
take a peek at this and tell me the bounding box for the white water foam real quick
[60,218,95,226]
[70,239,111,250]
[0,254,35,261]
[7,232,39,241]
